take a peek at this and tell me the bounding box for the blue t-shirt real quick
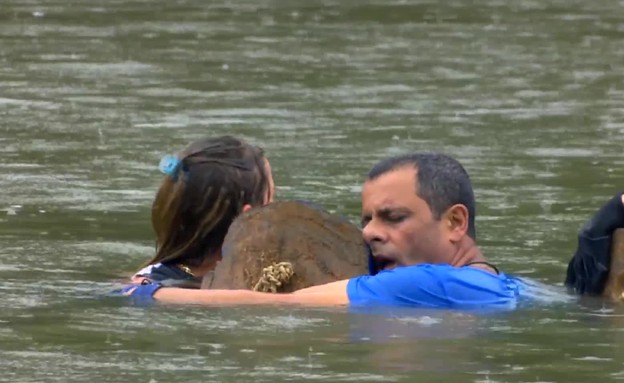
[347,264,521,309]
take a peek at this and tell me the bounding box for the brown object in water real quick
[203,200,369,292]
[603,228,624,301]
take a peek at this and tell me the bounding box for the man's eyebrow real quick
[377,208,393,215]
[377,207,410,215]
[361,207,411,220]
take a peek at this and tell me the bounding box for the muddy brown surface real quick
[204,201,369,292]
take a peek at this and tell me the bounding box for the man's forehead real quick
[363,169,417,196]
[362,171,422,212]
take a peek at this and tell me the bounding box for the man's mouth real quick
[374,255,399,271]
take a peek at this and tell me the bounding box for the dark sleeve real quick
[565,193,624,295]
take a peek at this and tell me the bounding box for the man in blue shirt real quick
[125,152,520,309]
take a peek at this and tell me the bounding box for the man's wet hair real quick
[367,152,476,239]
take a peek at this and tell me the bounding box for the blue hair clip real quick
[159,154,181,178]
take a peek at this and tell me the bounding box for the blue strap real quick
[119,282,163,305]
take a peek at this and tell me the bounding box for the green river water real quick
[2,0,624,381]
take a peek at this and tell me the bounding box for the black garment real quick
[133,262,202,289]
[565,193,624,295]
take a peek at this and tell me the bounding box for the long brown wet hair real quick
[144,135,272,269]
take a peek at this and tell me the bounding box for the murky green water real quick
[2,0,624,381]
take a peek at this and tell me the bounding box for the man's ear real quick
[242,204,253,213]
[444,204,469,242]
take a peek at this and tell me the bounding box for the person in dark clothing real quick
[565,193,624,296]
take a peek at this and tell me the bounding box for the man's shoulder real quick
[372,263,507,280]
[347,264,519,309]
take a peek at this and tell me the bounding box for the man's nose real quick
[362,220,387,244]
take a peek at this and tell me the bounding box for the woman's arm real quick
[151,280,350,306]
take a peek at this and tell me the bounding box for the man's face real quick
[361,166,454,271]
